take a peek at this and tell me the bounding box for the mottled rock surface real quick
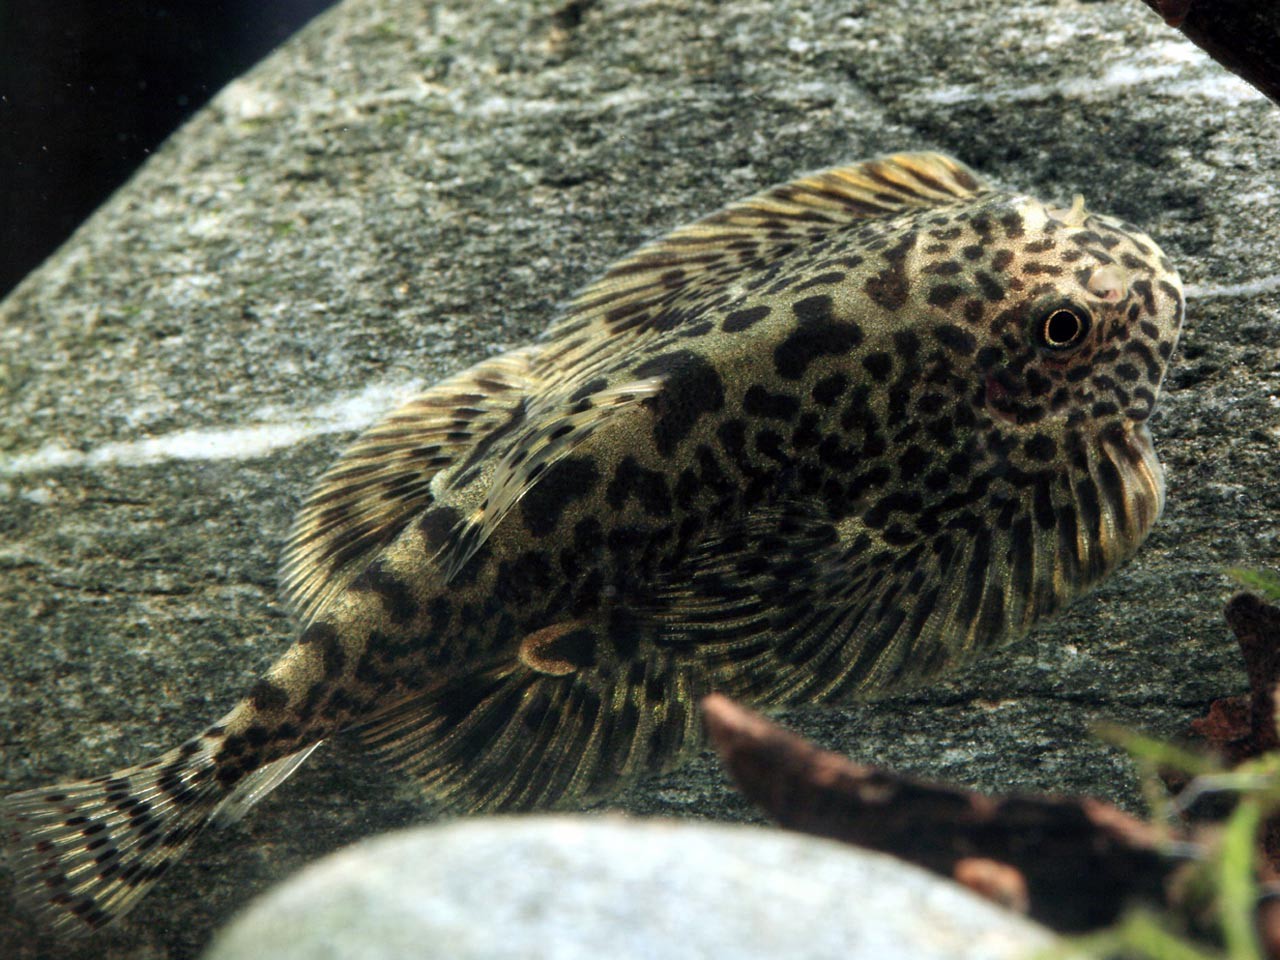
[202,816,1060,960]
[1,0,1277,957]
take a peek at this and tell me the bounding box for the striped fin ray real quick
[649,427,1165,704]
[2,740,225,934]
[652,526,1010,705]
[208,742,324,828]
[280,346,542,623]
[437,376,663,582]
[3,715,327,935]
[356,653,705,813]
[538,152,988,375]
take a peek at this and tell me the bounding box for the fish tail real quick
[2,738,223,934]
[1,710,302,935]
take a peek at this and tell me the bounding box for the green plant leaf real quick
[1225,568,1280,603]
[1093,723,1222,777]
[1065,910,1223,960]
[1217,798,1264,959]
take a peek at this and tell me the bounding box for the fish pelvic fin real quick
[207,741,324,828]
[356,648,705,813]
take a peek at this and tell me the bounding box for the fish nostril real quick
[1085,264,1128,302]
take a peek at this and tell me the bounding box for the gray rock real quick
[2,0,1278,957]
[202,816,1059,960]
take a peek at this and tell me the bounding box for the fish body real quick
[3,153,1184,932]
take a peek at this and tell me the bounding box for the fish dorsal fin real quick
[539,152,988,363]
[437,375,663,582]
[280,346,542,624]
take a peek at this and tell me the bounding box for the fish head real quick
[903,190,1184,582]
[959,195,1184,432]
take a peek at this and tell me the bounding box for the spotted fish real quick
[3,153,1183,932]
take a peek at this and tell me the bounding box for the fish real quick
[2,152,1184,933]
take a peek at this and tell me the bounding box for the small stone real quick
[203,817,1061,960]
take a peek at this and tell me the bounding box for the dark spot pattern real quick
[606,456,674,517]
[0,155,1186,937]
[862,233,915,310]
[744,385,801,420]
[351,559,419,626]
[419,505,464,553]
[248,680,288,713]
[300,621,347,679]
[860,352,893,382]
[520,455,601,537]
[722,305,771,332]
[634,350,726,456]
[812,373,848,405]
[774,296,864,380]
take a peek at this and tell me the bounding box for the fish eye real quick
[1036,304,1091,351]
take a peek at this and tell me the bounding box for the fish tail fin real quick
[2,733,229,934]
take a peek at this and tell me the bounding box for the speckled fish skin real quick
[2,153,1184,933]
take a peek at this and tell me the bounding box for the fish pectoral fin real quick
[435,376,663,582]
[280,346,543,624]
[537,152,989,371]
[646,499,1018,703]
[355,645,703,813]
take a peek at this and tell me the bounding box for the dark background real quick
[0,2,338,299]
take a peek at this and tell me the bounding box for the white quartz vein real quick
[917,52,1261,107]
[5,270,1279,479]
[1185,274,1280,300]
[0,380,423,477]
